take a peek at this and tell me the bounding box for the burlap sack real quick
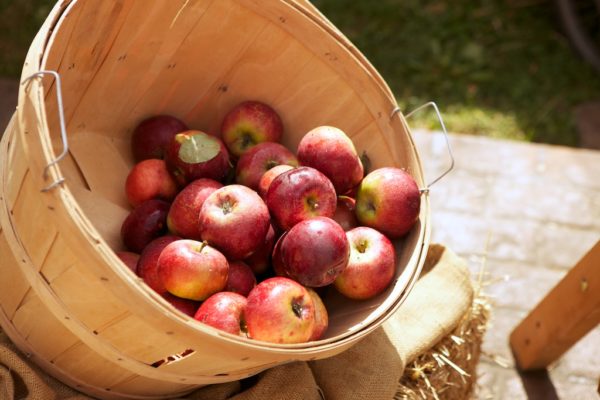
[0,244,473,400]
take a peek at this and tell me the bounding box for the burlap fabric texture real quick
[0,244,473,400]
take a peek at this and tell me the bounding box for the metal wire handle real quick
[21,70,69,192]
[392,101,455,194]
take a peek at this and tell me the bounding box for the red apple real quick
[115,251,139,274]
[125,159,178,207]
[158,240,228,301]
[245,277,315,344]
[194,292,248,336]
[271,231,289,278]
[257,164,294,200]
[307,288,328,341]
[131,115,188,161]
[355,167,421,238]
[225,261,257,297]
[280,217,350,287]
[221,100,283,157]
[199,185,270,260]
[332,196,359,231]
[167,178,223,240]
[121,199,170,253]
[235,142,298,190]
[162,292,200,317]
[334,227,396,300]
[244,223,276,275]
[297,126,363,194]
[266,166,337,231]
[137,235,181,294]
[165,130,231,185]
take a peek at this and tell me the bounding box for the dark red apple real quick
[355,167,421,238]
[199,185,270,260]
[332,196,359,231]
[245,277,315,344]
[167,178,223,240]
[257,164,294,200]
[131,115,188,161]
[121,199,170,253]
[162,292,200,317]
[266,166,337,231]
[334,226,396,300]
[280,217,350,287]
[221,100,283,157]
[297,126,363,194]
[194,292,248,336]
[244,223,276,275]
[165,130,231,185]
[271,231,289,278]
[225,261,257,297]
[137,235,181,295]
[158,240,228,301]
[125,159,178,207]
[115,251,139,274]
[235,142,298,190]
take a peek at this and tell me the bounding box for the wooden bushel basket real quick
[0,1,431,399]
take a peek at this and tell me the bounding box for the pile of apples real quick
[117,101,421,345]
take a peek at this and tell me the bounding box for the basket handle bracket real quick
[394,101,455,194]
[21,70,68,192]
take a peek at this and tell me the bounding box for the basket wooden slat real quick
[0,0,431,398]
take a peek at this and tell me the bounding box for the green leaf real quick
[178,133,221,164]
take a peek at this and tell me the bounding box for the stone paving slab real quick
[412,128,600,399]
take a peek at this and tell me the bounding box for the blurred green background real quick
[2,0,599,146]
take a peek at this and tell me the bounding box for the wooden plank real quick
[0,229,31,320]
[510,240,600,370]
[10,170,59,267]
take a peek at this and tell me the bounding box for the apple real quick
[355,167,421,238]
[257,164,294,200]
[162,292,200,317]
[271,231,289,278]
[332,195,358,231]
[244,223,276,275]
[194,292,248,336]
[245,277,315,344]
[225,261,257,296]
[167,178,223,240]
[199,184,270,260]
[131,115,188,161]
[266,166,337,231]
[158,240,228,301]
[165,130,231,185]
[125,159,178,207]
[137,235,181,294]
[297,126,363,194]
[280,217,350,287]
[307,288,328,341]
[221,100,283,157]
[115,251,139,274]
[121,199,170,253]
[235,142,298,190]
[334,227,396,300]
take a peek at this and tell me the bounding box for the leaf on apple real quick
[179,135,221,164]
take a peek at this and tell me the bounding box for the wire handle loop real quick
[403,101,455,193]
[21,70,69,192]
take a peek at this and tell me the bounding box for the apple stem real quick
[356,240,368,253]
[291,299,304,319]
[197,241,208,253]
[241,133,254,149]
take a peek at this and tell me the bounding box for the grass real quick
[1,0,599,146]
[312,0,600,146]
